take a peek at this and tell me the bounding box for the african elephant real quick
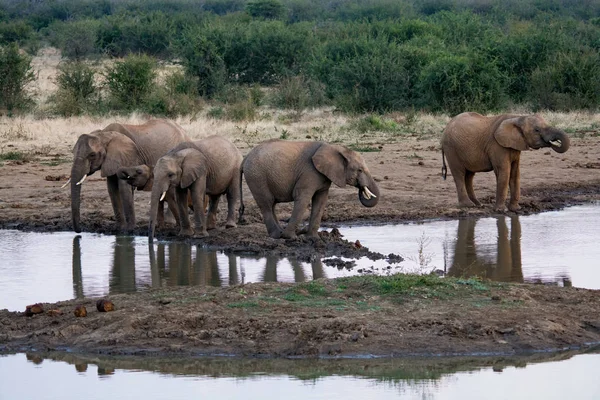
[242,140,380,239]
[441,112,570,212]
[69,119,189,233]
[149,135,243,240]
[116,165,205,229]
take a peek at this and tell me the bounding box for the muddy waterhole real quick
[1,204,599,399]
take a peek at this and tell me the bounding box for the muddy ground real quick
[1,133,599,358]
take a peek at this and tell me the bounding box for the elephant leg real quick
[166,191,180,227]
[508,160,521,212]
[118,179,135,231]
[305,189,329,238]
[107,176,126,230]
[465,171,481,206]
[176,187,193,236]
[282,194,313,239]
[447,157,475,207]
[206,194,221,230]
[493,166,510,212]
[190,178,209,237]
[256,199,282,239]
[224,178,240,229]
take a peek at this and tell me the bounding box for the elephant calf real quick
[441,112,570,212]
[149,136,243,240]
[243,140,380,239]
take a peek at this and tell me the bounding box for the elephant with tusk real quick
[242,139,380,239]
[441,112,570,212]
[69,119,189,233]
[148,136,243,240]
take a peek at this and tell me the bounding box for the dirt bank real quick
[1,276,599,358]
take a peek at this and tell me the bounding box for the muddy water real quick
[1,351,599,399]
[1,204,599,312]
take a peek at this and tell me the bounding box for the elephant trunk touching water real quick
[68,119,189,233]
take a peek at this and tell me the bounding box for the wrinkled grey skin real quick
[70,119,189,233]
[149,136,243,240]
[441,112,570,212]
[242,140,380,239]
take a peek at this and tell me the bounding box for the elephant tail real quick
[237,160,245,224]
[441,149,447,180]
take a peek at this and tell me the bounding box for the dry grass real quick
[5,48,599,158]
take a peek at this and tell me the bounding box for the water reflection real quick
[449,216,524,282]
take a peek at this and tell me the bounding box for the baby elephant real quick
[117,165,202,229]
[149,135,242,240]
[441,112,570,212]
[243,140,380,239]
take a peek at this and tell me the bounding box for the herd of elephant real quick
[66,112,570,240]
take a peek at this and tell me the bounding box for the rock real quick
[74,305,87,317]
[25,303,44,317]
[96,299,115,312]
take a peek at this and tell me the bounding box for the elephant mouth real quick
[362,186,377,200]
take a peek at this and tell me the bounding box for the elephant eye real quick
[136,169,143,175]
[168,172,175,178]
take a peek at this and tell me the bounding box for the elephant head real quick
[494,115,570,154]
[70,131,138,233]
[312,144,380,207]
[149,148,207,239]
[117,165,153,191]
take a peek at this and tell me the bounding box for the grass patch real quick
[348,144,381,152]
[227,301,260,309]
[0,151,34,162]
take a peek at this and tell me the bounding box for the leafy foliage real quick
[0,44,34,113]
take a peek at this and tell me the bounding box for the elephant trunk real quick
[70,158,89,233]
[148,184,167,241]
[358,176,380,208]
[545,129,570,154]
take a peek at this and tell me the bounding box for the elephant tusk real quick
[160,191,167,202]
[363,186,377,199]
[550,139,562,147]
[76,174,87,186]
[61,178,71,188]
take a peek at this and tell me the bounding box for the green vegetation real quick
[1,0,600,115]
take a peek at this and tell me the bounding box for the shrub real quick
[0,44,35,113]
[246,0,285,19]
[268,74,326,111]
[0,20,34,45]
[50,62,98,116]
[417,52,507,115]
[46,19,99,60]
[104,54,157,110]
[529,50,600,111]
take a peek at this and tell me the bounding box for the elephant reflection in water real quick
[449,216,523,282]
[148,243,226,287]
[262,255,325,283]
[71,235,138,297]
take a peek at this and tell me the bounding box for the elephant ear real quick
[181,149,206,189]
[494,118,528,151]
[101,135,139,177]
[312,144,347,188]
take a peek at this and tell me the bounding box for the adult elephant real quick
[242,140,379,239]
[148,136,242,240]
[69,119,189,233]
[441,112,570,212]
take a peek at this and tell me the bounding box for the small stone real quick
[354,240,362,248]
[96,299,115,312]
[46,309,62,317]
[25,303,44,317]
[491,295,502,301]
[74,305,87,317]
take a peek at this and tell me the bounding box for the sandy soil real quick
[0,113,599,358]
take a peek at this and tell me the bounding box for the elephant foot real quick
[458,200,476,208]
[179,228,194,237]
[493,206,507,213]
[268,229,283,239]
[508,203,521,212]
[225,221,237,229]
[193,230,209,238]
[281,231,298,240]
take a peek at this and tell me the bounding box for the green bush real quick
[46,19,99,60]
[50,62,98,116]
[0,20,34,45]
[268,74,326,111]
[0,44,35,113]
[529,50,600,111]
[246,0,285,19]
[417,52,507,115]
[104,54,157,110]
